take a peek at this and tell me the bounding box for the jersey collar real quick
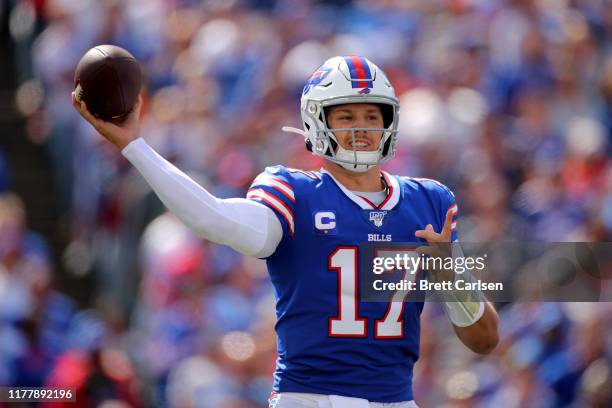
[320,168,401,210]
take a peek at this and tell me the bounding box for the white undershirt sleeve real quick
[121,138,282,258]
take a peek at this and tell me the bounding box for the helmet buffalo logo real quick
[359,88,371,94]
[303,67,332,95]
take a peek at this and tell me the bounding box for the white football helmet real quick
[288,56,400,172]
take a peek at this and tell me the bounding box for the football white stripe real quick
[253,176,295,201]
[247,189,294,234]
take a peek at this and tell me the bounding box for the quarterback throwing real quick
[73,55,499,408]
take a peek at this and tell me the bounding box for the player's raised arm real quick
[72,93,282,259]
[416,200,499,355]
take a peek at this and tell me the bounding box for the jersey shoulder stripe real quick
[252,175,295,203]
[247,166,298,244]
[448,203,458,231]
[247,188,295,235]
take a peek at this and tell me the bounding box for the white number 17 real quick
[328,246,412,339]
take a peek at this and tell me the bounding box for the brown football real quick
[74,45,142,122]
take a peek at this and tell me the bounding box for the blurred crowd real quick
[2,0,612,406]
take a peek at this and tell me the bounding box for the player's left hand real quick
[414,207,454,277]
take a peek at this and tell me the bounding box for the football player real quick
[73,56,498,408]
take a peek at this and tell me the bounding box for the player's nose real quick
[352,116,370,136]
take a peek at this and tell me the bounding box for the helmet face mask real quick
[300,56,400,172]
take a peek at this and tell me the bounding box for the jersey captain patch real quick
[314,211,337,235]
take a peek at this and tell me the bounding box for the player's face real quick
[326,104,384,151]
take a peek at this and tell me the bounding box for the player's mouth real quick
[349,139,373,151]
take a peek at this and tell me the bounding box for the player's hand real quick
[71,92,142,150]
[415,207,454,279]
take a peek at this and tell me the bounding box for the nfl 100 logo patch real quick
[369,211,387,227]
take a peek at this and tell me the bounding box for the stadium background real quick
[1,0,612,406]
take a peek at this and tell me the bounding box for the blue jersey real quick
[247,165,458,402]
